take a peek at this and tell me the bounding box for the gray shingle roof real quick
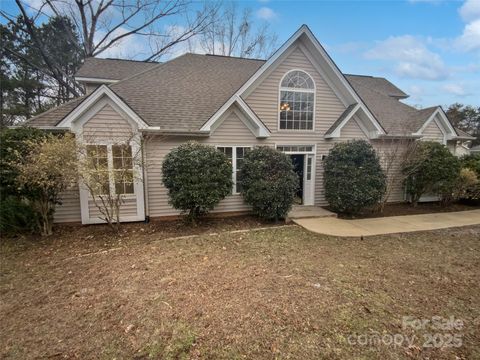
[454,127,475,139]
[110,53,264,130]
[346,75,437,135]
[76,58,158,80]
[27,54,451,137]
[345,75,408,99]
[25,96,86,127]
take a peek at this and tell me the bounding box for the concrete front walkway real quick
[293,209,480,237]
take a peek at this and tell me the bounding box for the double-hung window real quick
[279,70,315,130]
[217,146,250,194]
[112,144,134,195]
[86,144,135,196]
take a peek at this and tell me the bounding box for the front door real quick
[290,154,304,204]
[289,153,314,206]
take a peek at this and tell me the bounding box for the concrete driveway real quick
[293,209,480,237]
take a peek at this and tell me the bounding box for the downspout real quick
[141,133,150,223]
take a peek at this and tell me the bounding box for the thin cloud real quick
[442,83,469,96]
[256,7,278,21]
[364,35,449,80]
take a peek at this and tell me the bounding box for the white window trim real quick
[216,145,252,195]
[84,142,136,199]
[278,69,316,132]
[275,143,316,154]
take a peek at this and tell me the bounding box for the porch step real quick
[288,206,337,219]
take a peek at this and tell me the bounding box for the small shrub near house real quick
[456,154,480,204]
[324,140,386,215]
[7,133,79,236]
[239,146,298,221]
[440,168,479,205]
[162,142,233,220]
[403,141,461,206]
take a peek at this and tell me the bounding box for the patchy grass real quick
[1,222,479,359]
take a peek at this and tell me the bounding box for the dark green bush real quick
[0,127,46,197]
[403,141,461,206]
[162,142,233,220]
[0,196,38,236]
[324,140,386,215]
[0,127,46,235]
[239,147,298,221]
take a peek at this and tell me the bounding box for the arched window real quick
[279,70,315,130]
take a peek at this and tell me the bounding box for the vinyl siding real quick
[422,119,444,142]
[372,140,410,203]
[83,104,133,143]
[54,187,81,223]
[245,46,345,134]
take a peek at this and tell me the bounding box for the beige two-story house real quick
[27,25,474,224]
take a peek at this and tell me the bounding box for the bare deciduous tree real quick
[374,136,422,212]
[193,2,277,59]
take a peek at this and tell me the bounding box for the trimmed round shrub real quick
[324,140,386,215]
[162,142,233,220]
[239,146,298,221]
[403,141,461,206]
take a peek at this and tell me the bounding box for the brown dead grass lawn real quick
[1,222,479,359]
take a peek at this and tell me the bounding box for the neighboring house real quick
[27,25,475,224]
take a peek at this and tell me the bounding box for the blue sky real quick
[2,0,479,108]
